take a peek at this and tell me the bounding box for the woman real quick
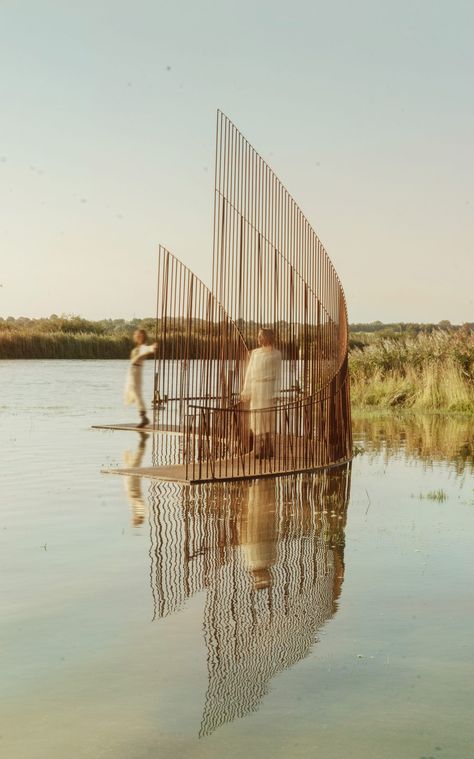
[241,328,282,459]
[124,329,157,428]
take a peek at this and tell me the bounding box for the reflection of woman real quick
[241,329,282,459]
[239,478,277,590]
[123,433,148,526]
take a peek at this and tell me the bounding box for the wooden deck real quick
[94,423,351,483]
[92,422,181,434]
[102,453,350,484]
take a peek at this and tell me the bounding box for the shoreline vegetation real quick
[1,316,473,413]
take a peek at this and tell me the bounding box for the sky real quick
[0,0,473,323]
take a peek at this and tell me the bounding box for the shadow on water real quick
[143,464,351,737]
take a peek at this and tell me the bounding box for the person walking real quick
[241,328,282,459]
[124,329,157,428]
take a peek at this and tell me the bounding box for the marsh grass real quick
[0,330,131,359]
[350,330,473,413]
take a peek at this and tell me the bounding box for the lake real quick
[1,360,473,759]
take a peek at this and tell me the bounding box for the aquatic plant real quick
[424,489,448,502]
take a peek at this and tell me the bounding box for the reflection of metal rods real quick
[146,466,352,736]
[153,111,351,481]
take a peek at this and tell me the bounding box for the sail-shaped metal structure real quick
[152,111,351,482]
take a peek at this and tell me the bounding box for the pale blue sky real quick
[1,0,473,322]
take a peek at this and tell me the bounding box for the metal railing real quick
[183,359,351,481]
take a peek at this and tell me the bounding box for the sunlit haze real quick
[1,1,473,322]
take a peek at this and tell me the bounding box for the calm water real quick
[1,361,473,759]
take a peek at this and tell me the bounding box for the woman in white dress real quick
[241,328,282,459]
[124,329,157,428]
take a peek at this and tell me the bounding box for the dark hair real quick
[135,328,147,341]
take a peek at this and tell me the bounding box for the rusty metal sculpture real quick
[151,111,351,482]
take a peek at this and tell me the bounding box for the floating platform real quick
[102,453,350,485]
[92,422,181,434]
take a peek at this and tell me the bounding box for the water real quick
[1,361,473,759]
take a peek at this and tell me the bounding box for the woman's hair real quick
[258,328,275,347]
[135,328,148,341]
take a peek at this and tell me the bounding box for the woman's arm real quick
[131,343,157,365]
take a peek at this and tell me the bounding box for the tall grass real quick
[0,330,131,359]
[350,330,474,413]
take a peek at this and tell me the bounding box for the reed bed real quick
[0,330,131,359]
[350,330,474,413]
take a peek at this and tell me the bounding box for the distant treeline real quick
[1,315,473,412]
[0,314,337,359]
[1,315,472,360]
[349,320,473,334]
[0,316,154,360]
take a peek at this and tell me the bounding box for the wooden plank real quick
[92,423,182,434]
[102,464,190,483]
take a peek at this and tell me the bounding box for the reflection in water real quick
[239,478,278,590]
[123,433,149,526]
[353,414,474,475]
[147,466,351,736]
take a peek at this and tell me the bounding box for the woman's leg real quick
[133,367,150,426]
[261,409,275,458]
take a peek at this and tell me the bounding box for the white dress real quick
[241,347,282,436]
[124,344,155,413]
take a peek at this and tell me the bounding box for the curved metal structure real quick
[152,111,351,482]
